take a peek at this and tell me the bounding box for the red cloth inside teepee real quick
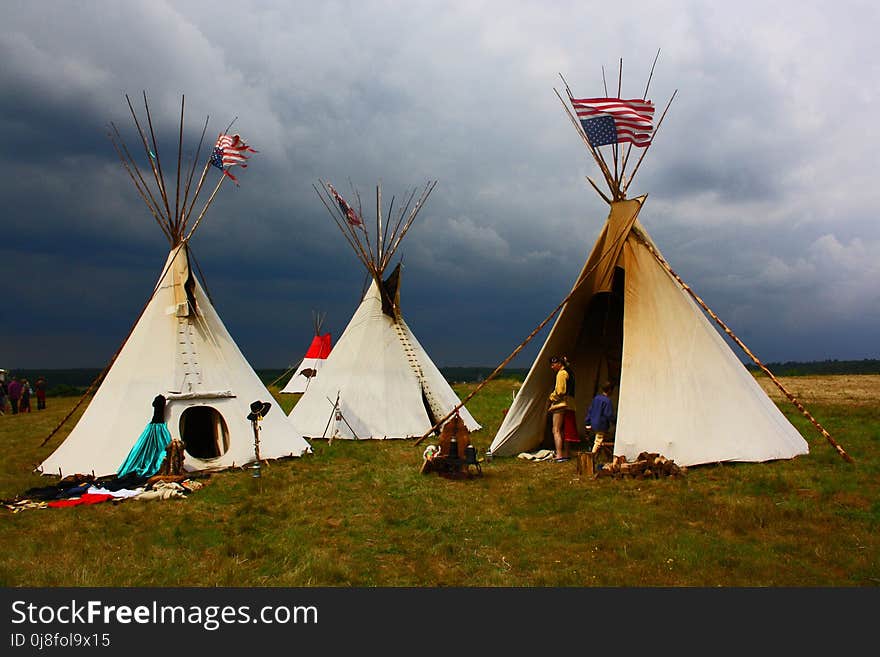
[563,410,580,443]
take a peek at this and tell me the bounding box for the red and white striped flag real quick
[210,133,257,183]
[327,184,364,229]
[571,97,655,147]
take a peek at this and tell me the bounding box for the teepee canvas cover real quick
[488,197,808,465]
[39,95,311,477]
[287,182,480,439]
[281,313,332,394]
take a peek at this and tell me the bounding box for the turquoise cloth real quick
[117,422,173,478]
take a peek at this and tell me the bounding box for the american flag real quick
[570,97,655,148]
[210,133,257,183]
[327,184,364,229]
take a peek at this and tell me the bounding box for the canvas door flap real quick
[171,248,194,317]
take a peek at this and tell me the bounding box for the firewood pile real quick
[594,452,686,479]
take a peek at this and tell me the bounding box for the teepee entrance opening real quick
[580,265,625,403]
[179,405,230,459]
[537,266,626,451]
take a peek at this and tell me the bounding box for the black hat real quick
[247,400,272,421]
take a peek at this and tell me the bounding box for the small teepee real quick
[487,62,850,467]
[287,181,481,439]
[281,311,333,394]
[39,94,312,478]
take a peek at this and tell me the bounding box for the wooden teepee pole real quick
[630,228,853,464]
[184,172,227,242]
[179,114,211,237]
[621,88,677,196]
[620,48,661,189]
[555,88,617,197]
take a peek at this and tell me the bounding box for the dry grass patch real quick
[756,374,880,406]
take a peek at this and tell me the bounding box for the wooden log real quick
[576,452,595,477]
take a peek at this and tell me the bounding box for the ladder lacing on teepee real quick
[176,316,203,392]
[392,319,444,423]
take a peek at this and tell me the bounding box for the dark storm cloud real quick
[2,1,878,371]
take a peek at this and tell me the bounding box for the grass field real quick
[0,374,878,587]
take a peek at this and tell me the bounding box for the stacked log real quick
[594,452,686,479]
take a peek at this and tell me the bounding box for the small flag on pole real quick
[570,97,655,147]
[210,133,257,184]
[327,184,364,229]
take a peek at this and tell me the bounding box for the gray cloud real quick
[2,1,878,370]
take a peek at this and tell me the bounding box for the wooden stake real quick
[630,227,853,463]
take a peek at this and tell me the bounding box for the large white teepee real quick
[39,95,311,478]
[488,197,808,465]
[287,182,481,439]
[487,74,825,467]
[280,312,332,394]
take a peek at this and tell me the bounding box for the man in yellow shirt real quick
[548,356,576,462]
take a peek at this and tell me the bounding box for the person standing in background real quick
[35,376,47,410]
[7,376,22,414]
[0,373,7,414]
[19,378,32,413]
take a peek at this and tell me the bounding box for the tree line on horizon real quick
[4,359,879,397]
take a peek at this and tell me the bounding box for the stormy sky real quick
[2,0,878,371]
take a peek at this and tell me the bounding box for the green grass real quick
[1,377,878,587]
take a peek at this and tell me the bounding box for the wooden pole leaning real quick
[630,228,853,464]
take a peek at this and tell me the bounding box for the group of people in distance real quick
[0,374,47,415]
[547,355,615,463]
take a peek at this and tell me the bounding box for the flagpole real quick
[184,173,227,242]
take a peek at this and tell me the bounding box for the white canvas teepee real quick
[486,72,829,467]
[488,197,809,465]
[39,94,311,478]
[287,181,481,439]
[280,312,332,394]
